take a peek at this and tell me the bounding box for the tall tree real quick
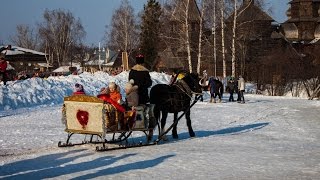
[140,0,162,69]
[38,9,86,67]
[10,24,39,50]
[196,0,206,74]
[221,0,226,78]
[105,0,139,57]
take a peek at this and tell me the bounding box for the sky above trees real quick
[0,0,288,46]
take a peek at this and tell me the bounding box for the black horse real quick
[150,72,203,140]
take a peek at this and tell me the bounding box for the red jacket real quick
[0,60,7,72]
[73,91,86,95]
[97,94,125,113]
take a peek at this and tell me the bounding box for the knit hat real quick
[125,79,135,91]
[108,82,116,89]
[135,54,144,64]
[75,83,84,92]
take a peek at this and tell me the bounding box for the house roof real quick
[52,63,81,73]
[281,23,299,39]
[226,1,274,23]
[0,45,46,56]
[157,48,185,69]
[84,50,118,66]
[112,51,136,68]
[171,0,200,22]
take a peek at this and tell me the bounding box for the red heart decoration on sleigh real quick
[76,110,89,129]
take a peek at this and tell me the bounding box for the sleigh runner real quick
[59,95,158,151]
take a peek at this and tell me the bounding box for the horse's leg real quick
[185,109,195,137]
[172,112,179,139]
[160,110,168,130]
[160,110,169,141]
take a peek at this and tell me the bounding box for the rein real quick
[174,80,193,99]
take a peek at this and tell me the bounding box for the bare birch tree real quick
[38,9,85,67]
[10,24,39,50]
[160,0,199,73]
[231,0,238,77]
[213,0,217,77]
[105,0,139,57]
[221,0,226,78]
[185,0,193,73]
[196,0,206,74]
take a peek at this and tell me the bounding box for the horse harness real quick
[161,80,193,112]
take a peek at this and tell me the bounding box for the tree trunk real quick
[231,0,237,78]
[221,0,226,78]
[197,0,205,74]
[185,0,192,73]
[213,0,217,77]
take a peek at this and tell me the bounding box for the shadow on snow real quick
[0,149,175,179]
[162,122,270,143]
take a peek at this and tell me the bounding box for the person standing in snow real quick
[238,75,245,103]
[226,78,235,102]
[0,54,8,85]
[128,54,152,105]
[208,77,223,103]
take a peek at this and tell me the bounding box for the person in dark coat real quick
[208,77,223,103]
[235,77,241,102]
[128,54,152,105]
[226,78,235,102]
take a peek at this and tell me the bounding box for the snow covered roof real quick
[37,63,53,68]
[52,65,81,73]
[85,50,118,66]
[0,45,46,56]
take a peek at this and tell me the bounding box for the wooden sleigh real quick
[59,95,159,151]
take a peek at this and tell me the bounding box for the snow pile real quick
[0,71,171,111]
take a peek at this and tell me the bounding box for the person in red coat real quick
[0,55,8,85]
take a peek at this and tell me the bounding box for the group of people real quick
[73,54,152,108]
[72,54,153,130]
[225,75,245,103]
[200,70,246,104]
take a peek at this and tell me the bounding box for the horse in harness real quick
[150,71,203,141]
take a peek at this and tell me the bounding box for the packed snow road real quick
[0,94,319,179]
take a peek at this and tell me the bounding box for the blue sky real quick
[0,0,289,46]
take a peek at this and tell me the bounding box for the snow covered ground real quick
[0,72,320,179]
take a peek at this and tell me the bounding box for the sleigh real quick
[59,95,159,151]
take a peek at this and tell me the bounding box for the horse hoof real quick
[147,135,153,142]
[190,132,195,137]
[172,134,179,139]
[162,134,168,141]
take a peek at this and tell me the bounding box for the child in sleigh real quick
[97,80,138,130]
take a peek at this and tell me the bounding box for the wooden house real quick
[155,0,203,73]
[0,45,49,73]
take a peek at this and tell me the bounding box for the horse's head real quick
[181,72,203,94]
